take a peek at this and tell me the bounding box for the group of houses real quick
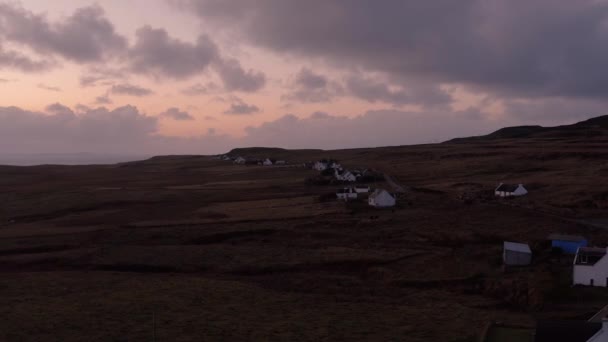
[502,234,608,288]
[218,154,287,166]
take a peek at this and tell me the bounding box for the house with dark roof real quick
[336,187,357,201]
[573,247,608,287]
[549,234,588,254]
[495,183,528,197]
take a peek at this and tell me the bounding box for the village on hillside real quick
[217,152,608,342]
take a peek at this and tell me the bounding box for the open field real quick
[2,131,608,340]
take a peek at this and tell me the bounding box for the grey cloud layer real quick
[223,97,261,115]
[178,0,608,101]
[159,107,195,120]
[110,83,154,97]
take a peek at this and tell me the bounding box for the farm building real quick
[336,188,357,201]
[335,169,357,182]
[354,185,370,193]
[495,183,528,197]
[234,156,246,164]
[262,158,274,166]
[573,247,608,287]
[549,234,588,254]
[503,241,532,266]
[368,189,396,208]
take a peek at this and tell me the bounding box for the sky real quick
[1,0,608,157]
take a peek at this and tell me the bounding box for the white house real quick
[313,161,328,171]
[354,185,370,193]
[336,188,358,201]
[573,247,608,287]
[335,169,357,182]
[495,183,528,197]
[262,158,274,166]
[368,189,396,207]
[234,156,246,164]
[503,241,532,266]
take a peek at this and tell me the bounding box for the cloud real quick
[282,67,342,103]
[223,97,261,115]
[243,108,498,149]
[0,104,234,155]
[110,83,154,97]
[37,83,61,92]
[129,26,218,79]
[159,107,195,120]
[181,82,220,96]
[214,58,266,92]
[79,66,126,87]
[95,94,112,105]
[0,45,54,72]
[177,0,608,103]
[0,3,127,63]
[345,74,453,108]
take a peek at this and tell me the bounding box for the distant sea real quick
[0,153,150,166]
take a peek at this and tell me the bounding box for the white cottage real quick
[573,247,608,287]
[262,158,274,166]
[368,189,396,208]
[234,156,246,164]
[336,188,357,201]
[313,161,328,171]
[503,241,532,266]
[335,169,357,182]
[495,183,528,197]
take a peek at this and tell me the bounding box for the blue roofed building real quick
[549,234,588,254]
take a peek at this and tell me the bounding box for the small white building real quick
[495,183,528,197]
[313,161,328,171]
[234,156,246,164]
[368,189,396,208]
[503,241,532,266]
[336,188,357,201]
[262,158,274,166]
[335,169,357,182]
[573,247,608,287]
[587,321,608,342]
[354,185,370,193]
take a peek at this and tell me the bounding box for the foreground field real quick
[2,135,608,341]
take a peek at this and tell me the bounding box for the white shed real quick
[495,183,528,197]
[262,158,274,166]
[335,169,357,182]
[503,241,532,266]
[368,189,396,208]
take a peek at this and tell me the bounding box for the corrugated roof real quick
[548,234,587,242]
[504,241,531,254]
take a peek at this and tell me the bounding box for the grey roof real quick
[548,234,587,242]
[495,183,523,192]
[503,241,531,254]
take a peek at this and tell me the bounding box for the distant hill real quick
[447,114,608,143]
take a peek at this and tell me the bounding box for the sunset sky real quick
[1,0,608,156]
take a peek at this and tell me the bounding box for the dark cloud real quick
[181,82,220,96]
[243,108,497,149]
[282,68,342,103]
[110,83,154,97]
[159,107,195,120]
[0,45,54,72]
[95,94,113,105]
[129,26,218,79]
[37,83,61,92]
[177,0,608,102]
[345,74,452,107]
[0,104,236,155]
[223,96,260,115]
[214,58,266,92]
[0,3,127,63]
